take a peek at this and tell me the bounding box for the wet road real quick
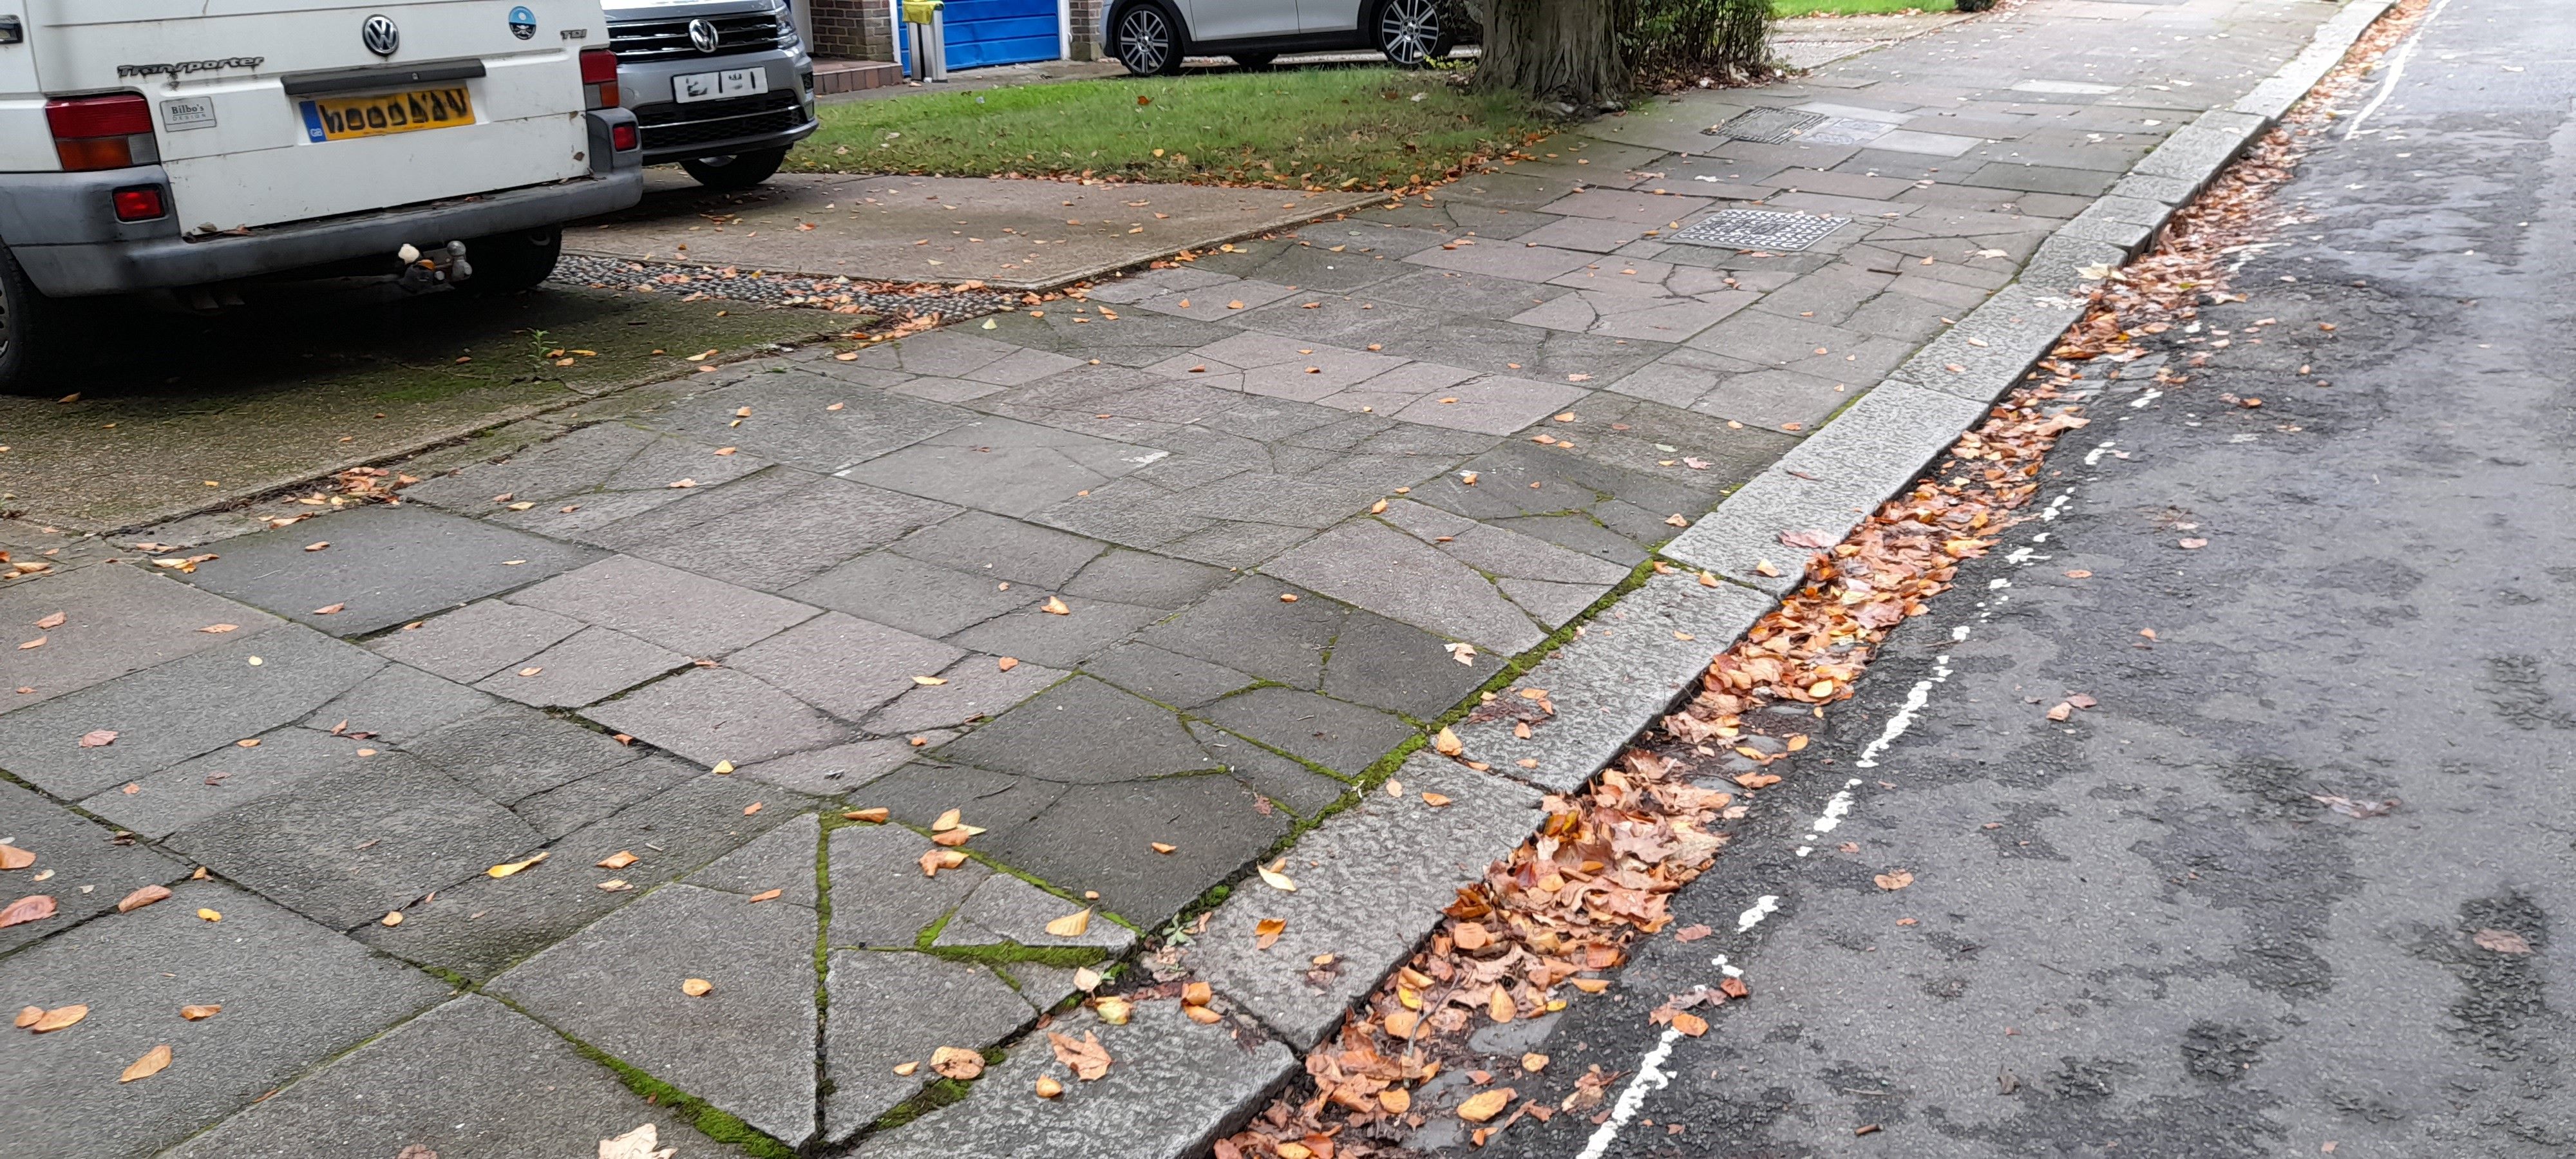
[1481,0,2576,1154]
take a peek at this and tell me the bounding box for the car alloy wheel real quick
[1118,6,1173,75]
[1379,0,1440,65]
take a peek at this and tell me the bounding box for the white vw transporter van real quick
[0,1,647,390]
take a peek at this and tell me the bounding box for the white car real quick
[1103,0,1458,75]
[0,1,645,390]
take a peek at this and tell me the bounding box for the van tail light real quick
[47,93,155,172]
[580,48,620,109]
[611,122,639,152]
[112,185,167,222]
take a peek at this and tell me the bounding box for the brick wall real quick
[810,0,896,60]
[1068,0,1103,60]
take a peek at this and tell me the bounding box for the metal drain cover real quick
[1669,209,1852,252]
[1707,108,1826,144]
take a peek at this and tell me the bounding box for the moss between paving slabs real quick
[791,66,1550,191]
[553,1028,798,1158]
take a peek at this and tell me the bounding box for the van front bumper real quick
[4,109,646,297]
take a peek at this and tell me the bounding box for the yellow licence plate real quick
[299,86,473,143]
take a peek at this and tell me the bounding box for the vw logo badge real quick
[361,14,400,57]
[688,17,721,53]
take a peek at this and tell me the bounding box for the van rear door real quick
[28,1,603,233]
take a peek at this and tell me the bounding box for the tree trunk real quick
[1474,0,1624,109]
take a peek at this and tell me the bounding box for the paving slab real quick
[84,726,425,840]
[727,610,967,721]
[1197,686,1416,780]
[828,820,991,948]
[822,950,1043,1142]
[176,504,603,636]
[851,1001,1297,1159]
[631,373,979,476]
[0,626,384,800]
[509,555,820,657]
[299,661,498,746]
[889,509,1108,588]
[738,737,926,795]
[0,563,284,715]
[488,881,821,1147]
[788,551,1036,639]
[354,773,800,980]
[976,775,1285,929]
[865,655,1074,733]
[405,706,643,804]
[0,776,188,956]
[0,879,448,1158]
[166,762,542,930]
[162,995,701,1159]
[512,752,702,840]
[933,871,1144,953]
[582,466,963,592]
[688,810,822,906]
[1261,519,1548,654]
[475,625,689,708]
[366,598,587,684]
[931,676,1217,784]
[585,665,852,766]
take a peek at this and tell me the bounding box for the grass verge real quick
[790,66,1549,191]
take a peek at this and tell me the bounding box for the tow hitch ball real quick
[394,240,473,292]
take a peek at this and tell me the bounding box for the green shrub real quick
[1620,0,1772,82]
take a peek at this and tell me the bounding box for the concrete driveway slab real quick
[573,171,1377,290]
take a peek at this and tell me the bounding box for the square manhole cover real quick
[1801,117,1895,146]
[1707,108,1826,144]
[1668,209,1852,252]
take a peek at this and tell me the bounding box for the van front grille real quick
[635,90,811,151]
[608,12,788,61]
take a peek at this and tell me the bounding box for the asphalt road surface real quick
[1478,0,2576,1154]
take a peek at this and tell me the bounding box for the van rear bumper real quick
[4,112,647,297]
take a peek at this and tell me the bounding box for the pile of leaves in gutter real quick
[1211,7,2425,1154]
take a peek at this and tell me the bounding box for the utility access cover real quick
[1707,108,1826,144]
[1669,209,1852,252]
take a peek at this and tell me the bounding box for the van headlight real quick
[772,0,802,46]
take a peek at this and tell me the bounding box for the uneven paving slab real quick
[852,1001,1297,1159]
[87,726,429,840]
[0,879,448,1157]
[0,563,285,715]
[0,625,384,801]
[1183,755,1544,1050]
[979,770,1291,928]
[166,762,544,930]
[585,665,852,767]
[366,597,588,685]
[176,504,603,636]
[931,866,1140,956]
[355,773,804,981]
[488,881,822,1147]
[574,171,1380,290]
[828,820,992,948]
[0,777,188,956]
[821,950,1046,1142]
[507,554,821,657]
[163,995,702,1159]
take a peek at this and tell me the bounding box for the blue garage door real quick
[942,0,1060,68]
